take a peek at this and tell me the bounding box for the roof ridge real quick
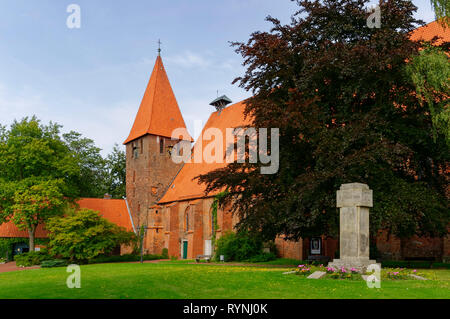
[147,56,160,134]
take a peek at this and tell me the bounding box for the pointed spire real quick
[124,56,193,144]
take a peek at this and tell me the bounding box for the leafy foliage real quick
[210,191,228,248]
[431,0,450,27]
[214,231,264,262]
[46,209,136,262]
[0,116,128,252]
[197,0,449,242]
[63,131,107,198]
[88,253,164,264]
[0,238,27,261]
[14,250,51,267]
[104,144,126,199]
[0,117,78,250]
[405,45,450,145]
[40,259,68,268]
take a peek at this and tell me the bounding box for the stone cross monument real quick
[328,183,379,272]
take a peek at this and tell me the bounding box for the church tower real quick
[124,55,192,230]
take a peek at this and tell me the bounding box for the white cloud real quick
[165,51,212,69]
[0,81,134,156]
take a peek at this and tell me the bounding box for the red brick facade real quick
[140,199,235,259]
[125,134,183,229]
[123,39,448,262]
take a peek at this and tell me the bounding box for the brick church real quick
[122,21,450,262]
[0,22,447,262]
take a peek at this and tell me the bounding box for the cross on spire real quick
[157,39,162,56]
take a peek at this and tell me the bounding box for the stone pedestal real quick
[328,183,379,273]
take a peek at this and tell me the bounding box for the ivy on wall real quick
[210,191,229,250]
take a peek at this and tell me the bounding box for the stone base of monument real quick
[328,257,380,273]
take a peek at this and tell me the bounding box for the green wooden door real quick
[182,241,188,259]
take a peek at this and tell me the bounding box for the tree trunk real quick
[28,225,36,252]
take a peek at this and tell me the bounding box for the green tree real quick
[197,0,449,244]
[10,179,66,251]
[104,144,126,199]
[46,209,136,262]
[0,117,79,251]
[406,45,450,145]
[63,131,108,198]
[431,0,449,27]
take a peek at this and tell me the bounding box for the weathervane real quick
[158,39,162,56]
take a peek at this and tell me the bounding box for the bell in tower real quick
[209,95,232,112]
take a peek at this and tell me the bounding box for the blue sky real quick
[0,0,436,155]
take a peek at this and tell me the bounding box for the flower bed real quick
[326,266,361,280]
[295,264,312,276]
[382,268,426,280]
[289,264,429,281]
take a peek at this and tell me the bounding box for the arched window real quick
[211,209,215,237]
[132,142,138,159]
[159,137,164,154]
[184,207,190,231]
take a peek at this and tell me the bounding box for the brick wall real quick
[126,134,182,230]
[275,236,303,260]
[376,230,445,261]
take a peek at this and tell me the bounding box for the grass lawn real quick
[0,261,449,299]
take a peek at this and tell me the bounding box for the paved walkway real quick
[0,262,40,274]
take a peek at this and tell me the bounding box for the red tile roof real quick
[159,101,252,203]
[76,198,133,231]
[410,21,450,44]
[124,56,193,144]
[0,222,47,238]
[0,198,133,238]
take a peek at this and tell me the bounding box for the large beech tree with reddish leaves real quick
[197,0,449,244]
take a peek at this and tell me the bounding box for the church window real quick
[160,137,164,154]
[211,211,215,236]
[184,207,190,231]
[140,138,143,154]
[132,143,138,159]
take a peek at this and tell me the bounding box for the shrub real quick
[41,259,68,268]
[161,248,169,259]
[14,251,50,267]
[88,253,163,264]
[432,262,450,269]
[143,254,162,261]
[214,231,263,262]
[88,254,138,264]
[247,252,276,263]
[263,241,279,256]
[0,238,28,261]
[46,209,136,262]
[381,260,433,269]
